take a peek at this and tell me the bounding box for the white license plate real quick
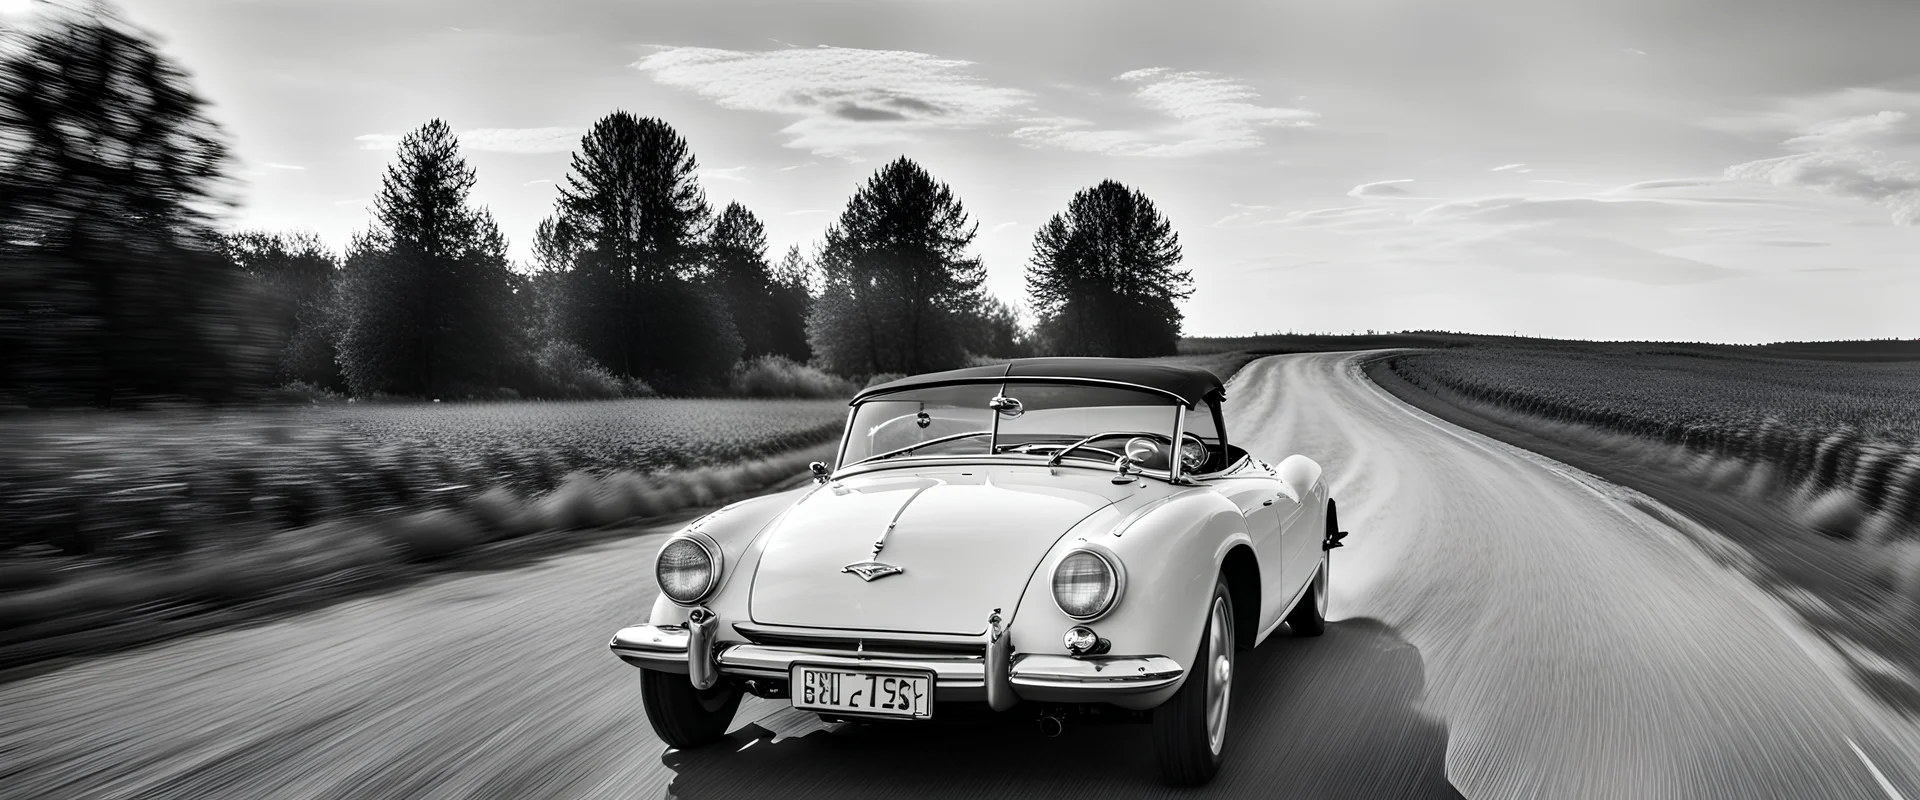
[789,665,933,719]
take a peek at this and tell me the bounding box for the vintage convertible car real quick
[609,357,1345,785]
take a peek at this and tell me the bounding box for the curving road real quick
[3,352,1917,798]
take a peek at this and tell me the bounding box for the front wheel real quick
[639,668,741,749]
[1151,577,1235,786]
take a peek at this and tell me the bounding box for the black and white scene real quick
[4,0,1920,796]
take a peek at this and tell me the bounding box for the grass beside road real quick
[0,398,846,675]
[1366,347,1920,711]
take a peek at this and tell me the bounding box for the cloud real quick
[265,163,306,171]
[332,198,368,207]
[779,162,819,172]
[1727,152,1920,224]
[524,179,553,187]
[632,45,1033,160]
[700,166,750,183]
[460,127,583,154]
[991,221,1020,232]
[1756,240,1831,247]
[1010,68,1315,158]
[1612,178,1719,192]
[355,127,583,154]
[1621,48,1647,56]
[1720,93,1920,225]
[786,209,829,216]
[1491,163,1527,172]
[1348,179,1414,198]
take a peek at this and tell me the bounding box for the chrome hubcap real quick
[1204,595,1234,755]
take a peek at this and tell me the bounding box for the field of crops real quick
[0,398,847,559]
[1381,348,1920,535]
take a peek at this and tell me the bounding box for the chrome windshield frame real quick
[832,379,1192,484]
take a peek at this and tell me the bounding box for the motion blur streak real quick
[1,353,1915,798]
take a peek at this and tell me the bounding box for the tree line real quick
[0,2,1195,406]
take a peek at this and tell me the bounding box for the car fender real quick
[1009,486,1255,709]
[645,483,815,628]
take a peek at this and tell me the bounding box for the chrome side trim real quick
[687,608,720,690]
[852,376,1194,407]
[1009,654,1183,691]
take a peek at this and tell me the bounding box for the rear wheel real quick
[1152,577,1235,786]
[1286,555,1329,637]
[639,668,741,749]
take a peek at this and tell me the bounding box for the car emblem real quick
[842,561,905,582]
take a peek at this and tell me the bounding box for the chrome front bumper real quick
[608,611,1184,707]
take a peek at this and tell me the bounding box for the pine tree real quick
[707,202,775,357]
[808,157,984,378]
[334,120,520,398]
[1026,180,1191,357]
[766,245,814,363]
[549,112,738,391]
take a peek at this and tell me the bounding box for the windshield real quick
[839,382,1180,468]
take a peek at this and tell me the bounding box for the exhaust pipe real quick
[1038,715,1066,738]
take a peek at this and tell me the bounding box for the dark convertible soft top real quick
[851,357,1227,407]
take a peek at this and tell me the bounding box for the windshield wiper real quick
[852,430,994,466]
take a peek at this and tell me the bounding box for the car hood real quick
[749,465,1138,635]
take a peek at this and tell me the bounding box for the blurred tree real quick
[548,112,738,392]
[220,230,345,390]
[0,0,275,406]
[807,157,984,378]
[333,120,522,398]
[766,245,813,363]
[1026,180,1191,357]
[706,201,776,358]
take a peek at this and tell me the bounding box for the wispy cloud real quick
[991,221,1020,232]
[633,45,1033,161]
[779,162,819,172]
[1011,68,1315,158]
[332,198,368,207]
[265,162,306,171]
[1720,90,1920,225]
[355,127,583,154]
[1348,179,1415,198]
[524,179,553,187]
[785,209,829,216]
[1491,163,1527,172]
[699,166,750,183]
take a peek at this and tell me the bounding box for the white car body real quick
[610,357,1341,784]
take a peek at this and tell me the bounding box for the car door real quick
[1274,476,1317,599]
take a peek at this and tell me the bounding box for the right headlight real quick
[1052,548,1123,620]
[656,534,721,605]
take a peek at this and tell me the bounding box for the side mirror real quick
[809,461,831,484]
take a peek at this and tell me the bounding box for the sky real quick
[16,0,1920,343]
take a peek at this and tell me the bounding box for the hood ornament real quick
[842,561,904,581]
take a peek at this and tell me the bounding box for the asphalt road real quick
[4,351,1917,799]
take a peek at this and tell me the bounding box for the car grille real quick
[734,627,984,659]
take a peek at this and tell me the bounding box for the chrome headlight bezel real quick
[1051,545,1126,622]
[656,531,723,606]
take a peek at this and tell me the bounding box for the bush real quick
[528,340,628,400]
[864,372,906,389]
[727,355,858,399]
[263,381,348,405]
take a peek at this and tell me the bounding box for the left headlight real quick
[1052,548,1124,620]
[656,534,721,605]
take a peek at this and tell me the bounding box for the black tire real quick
[1286,555,1328,637]
[639,668,741,749]
[1152,576,1235,786]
